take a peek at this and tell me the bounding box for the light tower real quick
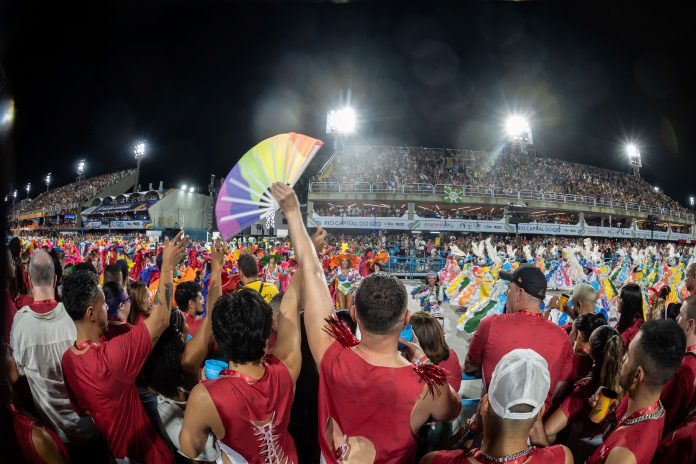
[77,159,86,181]
[505,115,534,155]
[626,144,642,178]
[45,173,52,192]
[133,140,146,192]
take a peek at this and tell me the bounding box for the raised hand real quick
[311,227,328,252]
[211,238,224,270]
[162,230,190,271]
[271,182,300,214]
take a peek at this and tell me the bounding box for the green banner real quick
[443,186,464,203]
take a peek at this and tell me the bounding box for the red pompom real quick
[413,363,449,398]
[323,315,359,348]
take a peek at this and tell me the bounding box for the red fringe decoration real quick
[323,315,359,348]
[413,363,449,398]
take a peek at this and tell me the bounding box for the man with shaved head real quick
[10,249,106,462]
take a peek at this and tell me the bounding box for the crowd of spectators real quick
[18,170,134,212]
[312,147,689,213]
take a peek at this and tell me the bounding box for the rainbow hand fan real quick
[215,132,324,240]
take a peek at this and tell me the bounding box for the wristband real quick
[415,355,432,366]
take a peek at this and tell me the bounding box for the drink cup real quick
[589,387,619,423]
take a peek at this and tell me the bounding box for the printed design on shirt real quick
[324,417,376,462]
[252,411,292,464]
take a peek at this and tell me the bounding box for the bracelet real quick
[415,355,432,366]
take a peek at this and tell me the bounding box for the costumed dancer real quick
[330,253,361,310]
[261,254,284,290]
[411,272,445,325]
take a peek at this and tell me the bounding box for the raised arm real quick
[145,230,189,344]
[271,182,334,365]
[271,268,302,381]
[181,238,223,387]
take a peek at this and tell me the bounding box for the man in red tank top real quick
[587,320,685,464]
[179,185,308,463]
[269,181,461,463]
[422,349,572,464]
[660,295,696,436]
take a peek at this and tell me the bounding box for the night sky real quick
[3,1,695,206]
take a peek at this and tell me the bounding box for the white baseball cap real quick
[488,349,551,420]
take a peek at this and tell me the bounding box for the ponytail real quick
[599,335,624,395]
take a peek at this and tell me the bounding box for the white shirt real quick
[10,302,99,443]
[156,393,219,461]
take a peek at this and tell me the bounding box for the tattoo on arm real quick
[164,283,173,310]
[153,290,164,306]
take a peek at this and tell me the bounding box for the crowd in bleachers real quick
[19,170,134,212]
[313,147,689,213]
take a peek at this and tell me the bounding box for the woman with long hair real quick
[616,282,644,348]
[539,325,624,462]
[128,281,151,325]
[567,313,607,383]
[410,311,461,392]
[332,257,361,310]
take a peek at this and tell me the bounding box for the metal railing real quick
[381,257,447,278]
[308,182,694,222]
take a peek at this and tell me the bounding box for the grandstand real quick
[307,146,695,241]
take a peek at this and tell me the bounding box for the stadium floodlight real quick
[506,116,529,138]
[625,143,642,177]
[653,186,660,193]
[326,107,356,134]
[1,99,14,128]
[690,196,695,207]
[45,173,52,191]
[25,183,31,197]
[77,159,86,175]
[181,184,187,191]
[12,190,17,199]
[189,186,195,193]
[133,141,146,160]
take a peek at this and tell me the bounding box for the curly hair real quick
[62,271,100,320]
[174,281,200,312]
[142,310,186,398]
[354,272,407,334]
[212,289,272,364]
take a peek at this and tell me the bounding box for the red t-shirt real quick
[438,349,462,393]
[660,352,696,436]
[561,350,593,383]
[4,290,17,343]
[619,318,643,349]
[105,321,132,341]
[184,312,203,337]
[14,294,33,311]
[558,378,606,438]
[318,340,427,463]
[653,416,696,464]
[203,355,297,463]
[587,398,664,464]
[432,445,567,464]
[466,310,574,409]
[10,403,69,464]
[61,323,172,463]
[134,312,148,325]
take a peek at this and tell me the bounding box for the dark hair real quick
[664,303,681,320]
[74,261,98,275]
[142,310,186,398]
[574,313,607,343]
[354,272,407,334]
[103,264,122,284]
[269,292,284,316]
[335,309,357,335]
[411,312,450,364]
[635,319,686,390]
[62,271,100,320]
[238,254,259,278]
[174,281,201,312]
[102,281,125,319]
[212,289,272,364]
[128,281,150,324]
[116,259,129,282]
[617,283,644,333]
[589,325,624,393]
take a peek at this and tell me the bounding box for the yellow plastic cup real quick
[590,388,619,423]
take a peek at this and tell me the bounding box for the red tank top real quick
[9,404,69,464]
[318,341,427,463]
[204,355,298,463]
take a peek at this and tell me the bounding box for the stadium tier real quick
[307,146,695,241]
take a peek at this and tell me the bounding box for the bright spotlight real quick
[690,196,694,207]
[653,186,660,193]
[326,107,356,134]
[133,141,146,160]
[181,184,187,191]
[1,99,15,127]
[506,116,530,137]
[626,144,640,159]
[189,186,195,193]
